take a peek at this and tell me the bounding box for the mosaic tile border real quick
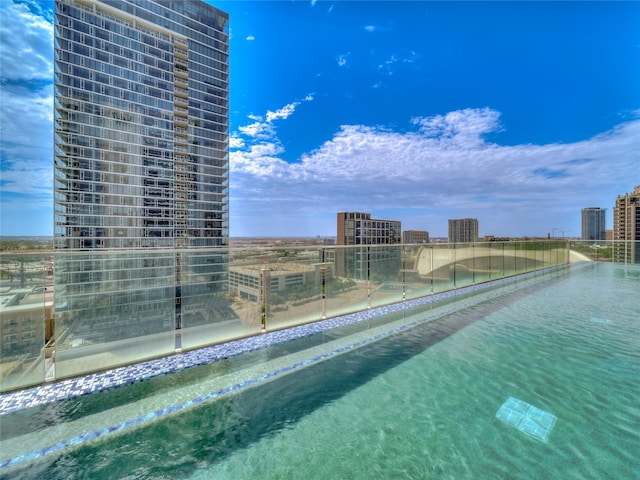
[0,266,567,417]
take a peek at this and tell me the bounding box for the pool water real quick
[1,262,639,479]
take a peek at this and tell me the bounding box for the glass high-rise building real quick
[53,0,230,377]
[581,207,606,241]
[54,0,229,249]
[335,212,402,280]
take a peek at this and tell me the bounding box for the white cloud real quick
[0,0,53,81]
[364,24,394,33]
[229,135,245,149]
[378,55,398,75]
[266,102,300,122]
[235,97,314,142]
[336,53,350,67]
[403,50,419,63]
[378,51,420,75]
[411,108,502,147]
[238,121,274,139]
[230,108,640,236]
[0,1,54,225]
[246,35,255,41]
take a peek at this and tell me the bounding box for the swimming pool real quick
[1,262,638,479]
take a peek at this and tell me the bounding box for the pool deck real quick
[0,267,565,416]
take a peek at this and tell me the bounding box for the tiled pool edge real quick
[0,265,569,416]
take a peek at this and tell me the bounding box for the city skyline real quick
[1,0,639,238]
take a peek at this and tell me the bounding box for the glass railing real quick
[4,239,636,393]
[569,239,640,264]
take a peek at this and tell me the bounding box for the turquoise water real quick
[2,263,639,479]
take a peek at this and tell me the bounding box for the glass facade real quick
[581,207,606,241]
[53,0,229,368]
[54,0,229,248]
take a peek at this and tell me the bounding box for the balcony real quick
[174,86,189,98]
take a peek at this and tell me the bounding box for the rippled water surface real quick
[4,263,639,479]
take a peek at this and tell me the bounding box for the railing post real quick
[430,245,434,294]
[260,251,268,332]
[452,244,456,288]
[321,248,326,319]
[366,245,371,309]
[401,245,406,301]
[625,240,628,264]
[471,243,475,285]
[45,255,56,382]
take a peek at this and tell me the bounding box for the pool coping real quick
[0,266,568,416]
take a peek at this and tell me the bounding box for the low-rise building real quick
[0,286,53,381]
[229,262,334,302]
[402,230,430,244]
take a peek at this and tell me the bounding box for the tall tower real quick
[448,218,479,243]
[336,212,401,246]
[53,0,229,372]
[336,212,402,280]
[581,207,606,241]
[613,186,640,263]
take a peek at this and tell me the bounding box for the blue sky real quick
[1,0,639,238]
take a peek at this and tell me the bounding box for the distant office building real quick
[448,218,479,243]
[229,262,333,303]
[402,230,429,244]
[337,212,401,245]
[53,0,230,355]
[336,212,402,279]
[581,208,606,241]
[484,235,510,242]
[613,185,640,263]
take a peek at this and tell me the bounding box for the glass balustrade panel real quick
[181,248,262,350]
[212,248,268,337]
[403,244,433,301]
[369,244,404,309]
[0,253,48,392]
[513,242,527,275]
[450,243,473,288]
[489,243,505,280]
[262,247,323,331]
[470,243,491,284]
[53,250,175,380]
[431,244,455,293]
[324,246,370,319]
